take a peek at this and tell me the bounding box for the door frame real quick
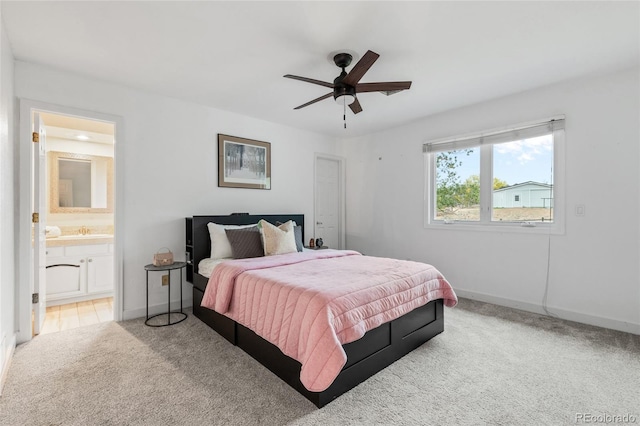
[313,153,346,250]
[17,99,124,343]
[32,112,47,334]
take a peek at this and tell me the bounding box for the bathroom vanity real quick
[45,235,114,306]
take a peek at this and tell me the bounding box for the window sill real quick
[424,221,564,235]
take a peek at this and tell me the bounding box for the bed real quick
[185,214,457,407]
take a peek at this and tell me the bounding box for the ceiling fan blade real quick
[284,74,334,88]
[343,50,379,86]
[294,92,334,110]
[356,81,412,94]
[349,98,363,114]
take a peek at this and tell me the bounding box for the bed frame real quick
[185,214,445,407]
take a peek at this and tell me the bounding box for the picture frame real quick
[218,134,271,190]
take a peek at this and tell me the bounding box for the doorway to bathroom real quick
[39,112,115,335]
[18,101,123,342]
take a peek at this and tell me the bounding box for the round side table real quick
[144,261,188,327]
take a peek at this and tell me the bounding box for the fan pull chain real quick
[343,96,347,129]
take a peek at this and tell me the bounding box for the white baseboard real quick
[122,298,193,321]
[0,333,16,396]
[455,289,640,335]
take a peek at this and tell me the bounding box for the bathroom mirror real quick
[49,151,114,213]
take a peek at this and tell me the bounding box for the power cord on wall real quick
[541,233,558,318]
[540,138,558,318]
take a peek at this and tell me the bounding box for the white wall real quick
[340,67,640,334]
[0,12,16,389]
[11,60,639,334]
[15,61,339,321]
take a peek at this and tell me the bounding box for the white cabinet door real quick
[87,254,114,294]
[46,259,83,298]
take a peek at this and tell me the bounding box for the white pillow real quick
[259,220,298,256]
[207,222,256,259]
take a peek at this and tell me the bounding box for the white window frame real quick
[424,116,565,234]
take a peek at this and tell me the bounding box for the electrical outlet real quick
[161,275,169,286]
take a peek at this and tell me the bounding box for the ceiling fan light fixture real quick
[335,94,356,106]
[284,49,412,123]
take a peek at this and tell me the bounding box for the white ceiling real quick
[2,1,638,138]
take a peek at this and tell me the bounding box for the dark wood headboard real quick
[185,214,304,284]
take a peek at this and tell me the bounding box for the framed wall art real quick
[218,134,271,190]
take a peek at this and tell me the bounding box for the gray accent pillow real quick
[293,225,303,252]
[225,226,264,259]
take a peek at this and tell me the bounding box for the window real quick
[424,117,565,232]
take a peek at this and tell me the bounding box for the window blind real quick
[423,118,565,153]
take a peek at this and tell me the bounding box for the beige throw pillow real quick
[259,219,298,256]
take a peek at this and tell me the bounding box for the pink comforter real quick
[201,250,457,392]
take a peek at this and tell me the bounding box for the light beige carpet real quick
[1,298,638,425]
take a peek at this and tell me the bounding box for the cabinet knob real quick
[88,258,93,262]
[80,259,85,263]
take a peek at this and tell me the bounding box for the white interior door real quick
[315,156,342,249]
[32,113,47,334]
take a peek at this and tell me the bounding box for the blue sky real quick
[452,135,553,186]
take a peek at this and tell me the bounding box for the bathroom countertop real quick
[46,234,114,247]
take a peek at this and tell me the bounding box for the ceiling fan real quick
[284,50,412,121]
